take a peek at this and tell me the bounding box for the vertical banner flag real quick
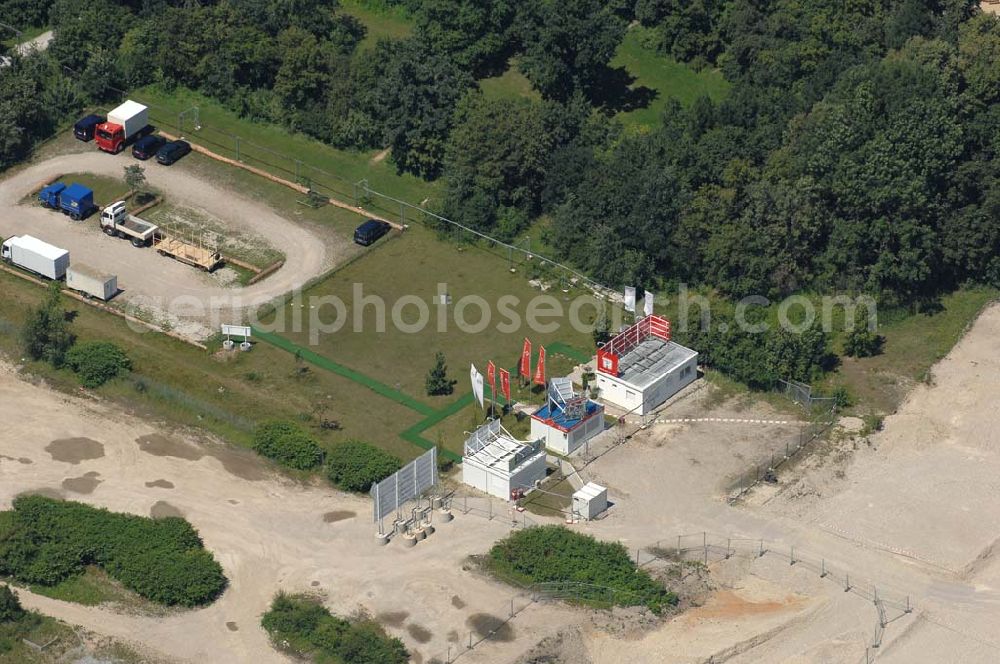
[533,346,547,386]
[470,364,484,408]
[487,360,496,399]
[624,287,637,313]
[499,368,511,403]
[520,338,532,381]
[644,290,654,318]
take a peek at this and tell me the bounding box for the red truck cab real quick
[94,122,127,153]
[94,100,150,154]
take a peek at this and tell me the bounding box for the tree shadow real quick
[587,65,658,114]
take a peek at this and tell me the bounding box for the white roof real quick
[573,482,607,501]
[11,235,68,260]
[69,263,113,281]
[109,99,147,119]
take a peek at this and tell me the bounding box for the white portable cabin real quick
[572,482,608,520]
[595,315,698,415]
[461,420,546,500]
[530,377,605,456]
[67,264,117,301]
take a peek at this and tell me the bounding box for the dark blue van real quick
[354,219,391,246]
[74,114,106,141]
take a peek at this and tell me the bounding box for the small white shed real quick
[462,420,546,500]
[572,482,608,520]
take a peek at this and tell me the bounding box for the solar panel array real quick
[370,446,438,524]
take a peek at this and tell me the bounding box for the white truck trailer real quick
[1,235,69,280]
[67,264,117,301]
[101,201,158,247]
[95,100,150,154]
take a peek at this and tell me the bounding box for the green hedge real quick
[65,341,132,388]
[262,593,407,664]
[0,496,226,607]
[253,421,325,470]
[487,526,676,614]
[326,441,402,492]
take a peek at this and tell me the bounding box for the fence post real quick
[790,546,795,565]
[677,535,682,558]
[905,596,911,613]
[845,573,851,592]
[235,136,240,162]
[510,598,514,618]
[821,559,827,578]
[726,538,731,559]
[759,539,765,557]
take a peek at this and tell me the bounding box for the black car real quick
[73,114,106,141]
[354,219,392,246]
[156,140,192,165]
[132,134,166,160]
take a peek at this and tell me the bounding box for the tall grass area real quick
[612,27,730,130]
[340,0,415,50]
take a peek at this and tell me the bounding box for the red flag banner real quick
[487,360,496,397]
[519,338,532,380]
[499,368,511,403]
[533,346,546,386]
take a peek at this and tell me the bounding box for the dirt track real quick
[0,152,332,336]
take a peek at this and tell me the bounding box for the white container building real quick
[462,420,546,500]
[530,376,605,456]
[572,482,608,520]
[595,315,698,415]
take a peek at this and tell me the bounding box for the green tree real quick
[326,441,402,492]
[0,585,24,624]
[65,341,132,388]
[842,307,882,358]
[123,164,146,198]
[21,282,75,368]
[515,0,627,102]
[415,0,518,77]
[252,421,324,470]
[425,351,455,396]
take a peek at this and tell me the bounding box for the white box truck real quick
[95,100,151,154]
[1,235,69,279]
[67,264,117,301]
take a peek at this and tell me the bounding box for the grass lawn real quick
[0,270,423,461]
[128,84,441,212]
[0,25,47,49]
[612,26,730,131]
[480,63,540,102]
[822,288,998,414]
[340,0,414,50]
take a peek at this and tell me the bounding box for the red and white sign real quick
[597,348,619,376]
[499,368,511,403]
[520,338,532,380]
[533,346,546,386]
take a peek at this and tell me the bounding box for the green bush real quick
[262,593,408,664]
[65,341,132,387]
[487,526,676,614]
[0,496,226,607]
[20,282,75,368]
[326,441,402,492]
[253,421,325,470]
[0,586,24,624]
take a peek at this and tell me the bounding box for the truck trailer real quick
[67,264,117,301]
[95,100,151,154]
[38,182,97,220]
[100,201,158,247]
[1,235,70,280]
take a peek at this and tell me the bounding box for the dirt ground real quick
[0,152,346,338]
[3,304,1000,663]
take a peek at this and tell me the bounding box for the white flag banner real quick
[624,287,637,313]
[644,290,654,317]
[470,364,484,408]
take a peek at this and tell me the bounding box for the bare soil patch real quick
[149,501,184,519]
[62,471,103,495]
[46,437,105,464]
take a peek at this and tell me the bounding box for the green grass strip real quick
[253,328,437,417]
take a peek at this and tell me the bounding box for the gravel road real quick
[0,152,330,336]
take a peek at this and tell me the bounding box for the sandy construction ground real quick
[0,152,340,337]
[2,304,999,663]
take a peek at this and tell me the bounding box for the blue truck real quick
[38,182,97,221]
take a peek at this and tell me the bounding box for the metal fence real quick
[637,532,914,662]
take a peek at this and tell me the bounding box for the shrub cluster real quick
[65,341,132,388]
[253,421,325,470]
[0,584,42,655]
[0,496,226,607]
[262,593,408,664]
[326,441,402,492]
[487,526,676,614]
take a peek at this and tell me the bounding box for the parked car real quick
[132,134,166,160]
[353,219,392,246]
[73,114,106,141]
[155,140,191,165]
